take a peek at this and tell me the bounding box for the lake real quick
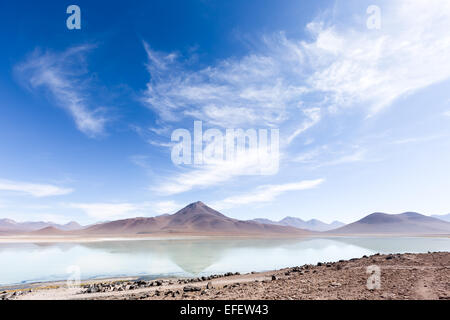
[0,237,449,286]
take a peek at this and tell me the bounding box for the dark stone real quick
[183,285,201,292]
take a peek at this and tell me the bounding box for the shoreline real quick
[0,233,449,243]
[2,252,449,300]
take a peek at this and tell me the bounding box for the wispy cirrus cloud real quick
[287,108,321,144]
[143,0,450,127]
[213,179,324,210]
[392,135,445,145]
[305,0,450,115]
[68,201,183,220]
[142,0,450,195]
[154,145,280,195]
[15,45,108,137]
[142,41,308,130]
[152,201,183,215]
[68,202,140,221]
[294,144,375,168]
[0,179,73,197]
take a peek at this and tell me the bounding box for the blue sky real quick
[0,0,449,225]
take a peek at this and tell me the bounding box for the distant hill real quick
[81,202,312,236]
[431,214,450,223]
[327,212,450,234]
[251,217,345,232]
[0,219,83,233]
[30,226,69,235]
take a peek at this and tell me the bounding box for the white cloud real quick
[155,146,280,195]
[15,45,108,137]
[392,135,444,145]
[142,41,307,129]
[0,179,73,197]
[130,155,152,170]
[294,146,328,163]
[153,201,182,215]
[213,179,324,210]
[444,111,450,117]
[68,203,141,220]
[143,0,450,128]
[287,108,321,144]
[318,150,367,167]
[304,0,450,115]
[68,201,183,220]
[294,145,370,168]
[148,140,175,148]
[142,0,450,194]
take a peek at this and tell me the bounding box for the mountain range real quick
[327,212,450,235]
[0,219,82,233]
[251,217,345,232]
[1,202,449,236]
[79,201,311,236]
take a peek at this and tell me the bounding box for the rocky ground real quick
[3,252,449,300]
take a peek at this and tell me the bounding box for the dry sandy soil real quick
[4,252,449,300]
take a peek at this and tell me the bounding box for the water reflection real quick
[0,237,448,286]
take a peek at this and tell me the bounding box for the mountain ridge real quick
[327,212,450,234]
[80,201,313,236]
[0,219,83,232]
[2,204,449,236]
[250,216,346,232]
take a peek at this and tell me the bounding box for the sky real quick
[0,0,449,225]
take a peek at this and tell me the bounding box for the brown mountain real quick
[29,226,68,235]
[81,201,312,236]
[328,212,450,235]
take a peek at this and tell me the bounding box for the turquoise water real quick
[0,237,449,286]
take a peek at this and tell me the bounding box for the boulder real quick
[183,285,201,292]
